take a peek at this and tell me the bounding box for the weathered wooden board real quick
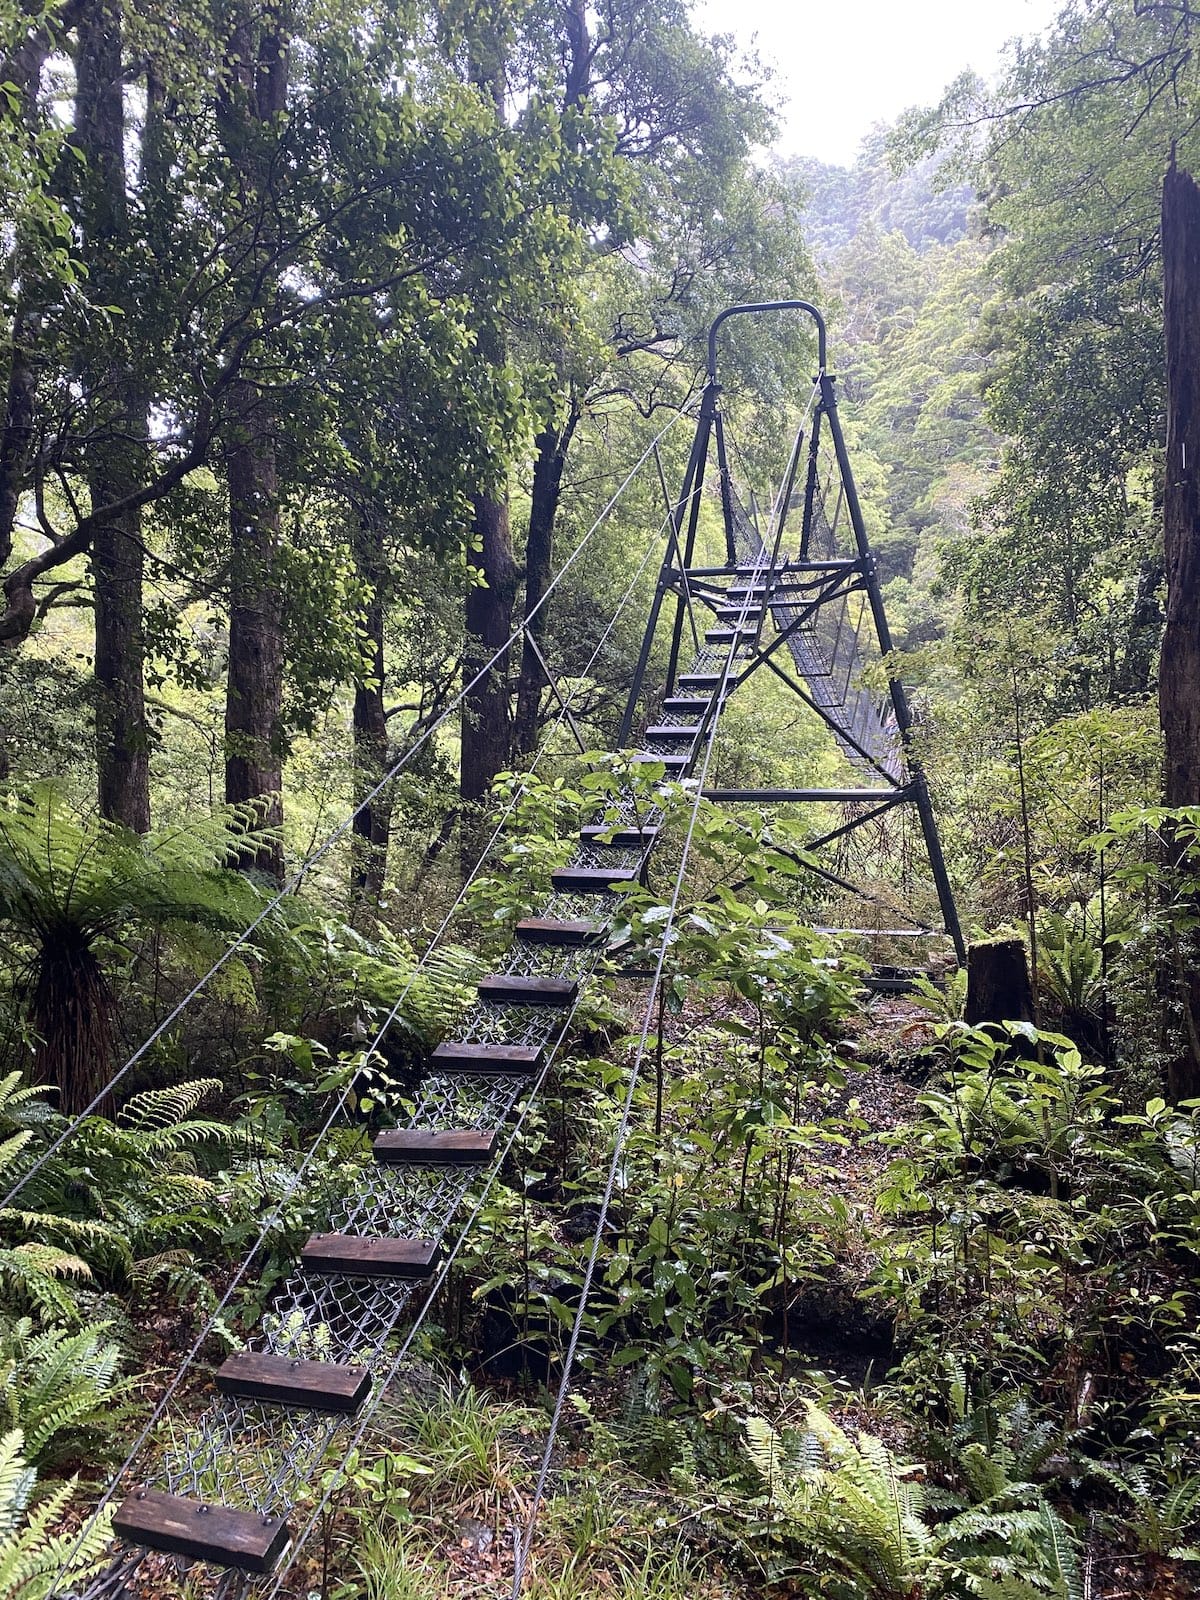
[373,1129,496,1166]
[113,1488,290,1572]
[430,1041,542,1074]
[300,1233,440,1279]
[215,1352,371,1414]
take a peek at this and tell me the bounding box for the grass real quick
[321,1369,751,1600]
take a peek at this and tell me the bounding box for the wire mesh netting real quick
[728,482,903,782]
[72,561,762,1600]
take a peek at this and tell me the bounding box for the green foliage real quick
[869,1023,1200,1464]
[0,1428,113,1599]
[0,785,277,1110]
[910,969,967,1023]
[1088,1459,1200,1560]
[742,1401,1081,1599]
[0,1318,132,1471]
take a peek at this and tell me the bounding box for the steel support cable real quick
[506,420,812,1593]
[245,533,679,1592]
[71,1043,558,1600]
[253,1027,568,1600]
[7,407,692,1216]
[47,506,674,1600]
[258,397,806,1596]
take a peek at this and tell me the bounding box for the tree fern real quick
[0,785,276,1112]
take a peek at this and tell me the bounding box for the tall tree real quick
[458,13,521,818]
[1159,159,1200,1100]
[508,0,795,754]
[74,0,151,831]
[350,510,393,905]
[216,6,289,880]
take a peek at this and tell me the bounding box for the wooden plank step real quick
[216,1352,371,1415]
[373,1128,496,1165]
[301,1233,440,1280]
[663,696,710,715]
[632,752,689,771]
[580,825,659,846]
[478,974,578,1006]
[431,1041,542,1074]
[113,1488,290,1573]
[515,917,605,946]
[552,866,638,892]
[643,725,699,742]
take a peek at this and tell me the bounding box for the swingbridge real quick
[39,301,961,1598]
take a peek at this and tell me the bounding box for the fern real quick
[0,1319,132,1469]
[911,970,968,1023]
[0,785,276,1113]
[742,1402,1082,1600]
[744,1415,785,1492]
[0,1247,90,1325]
[1090,1459,1200,1557]
[0,1075,239,1321]
[117,1079,224,1133]
[0,1429,113,1598]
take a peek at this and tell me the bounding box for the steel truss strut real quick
[622,300,965,961]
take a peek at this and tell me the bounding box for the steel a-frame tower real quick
[620,300,965,962]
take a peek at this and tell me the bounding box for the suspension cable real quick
[247,526,675,1596]
[45,503,675,1600]
[7,407,691,1213]
[507,384,821,1594]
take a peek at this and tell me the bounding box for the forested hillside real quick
[2,1,1200,1597]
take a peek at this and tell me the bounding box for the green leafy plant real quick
[0,785,276,1112]
[1088,1460,1200,1560]
[0,1073,263,1324]
[0,1318,133,1470]
[743,1402,1081,1599]
[0,1428,114,1598]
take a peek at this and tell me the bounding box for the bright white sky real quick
[695,0,1064,165]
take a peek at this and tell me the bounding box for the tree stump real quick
[964,938,1035,1027]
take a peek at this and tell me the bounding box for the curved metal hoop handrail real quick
[707,298,828,381]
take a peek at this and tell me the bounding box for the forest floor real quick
[99,993,1198,1599]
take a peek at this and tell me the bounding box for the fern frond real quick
[118,1079,222,1132]
[745,1416,784,1493]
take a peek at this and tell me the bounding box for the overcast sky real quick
[694,0,1065,165]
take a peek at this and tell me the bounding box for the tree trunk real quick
[33,928,115,1118]
[461,489,519,809]
[510,4,591,760]
[513,409,579,756]
[1159,160,1200,1099]
[964,938,1035,1028]
[224,376,285,879]
[459,40,518,845]
[351,516,392,905]
[75,0,151,831]
[92,493,149,831]
[0,20,47,570]
[0,319,36,576]
[219,9,288,881]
